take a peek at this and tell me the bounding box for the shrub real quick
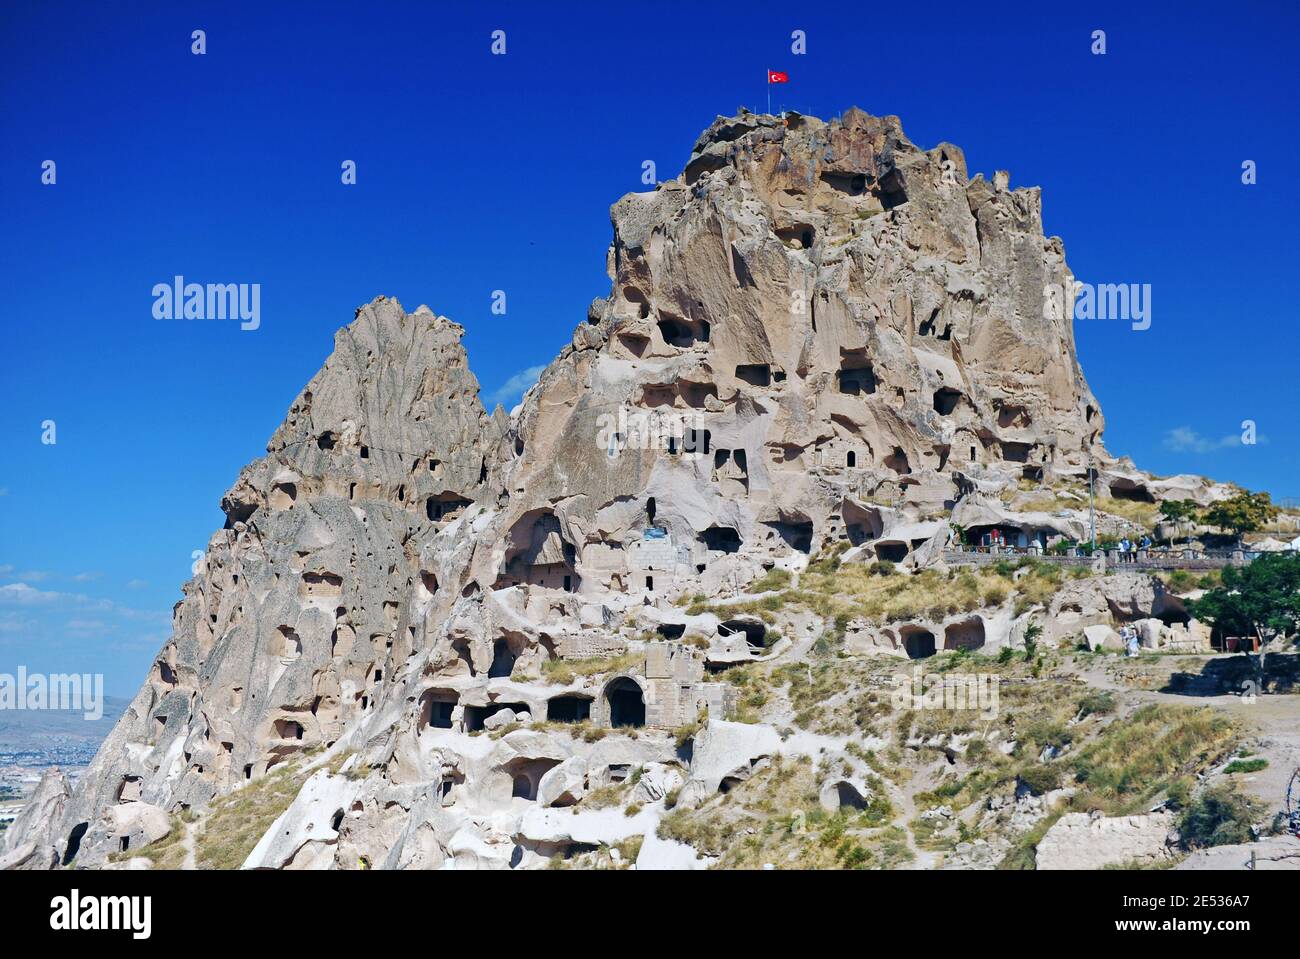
[1017,764,1061,796]
[1222,758,1268,775]
[1177,784,1264,849]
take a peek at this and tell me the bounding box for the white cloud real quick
[486,365,546,407]
[1162,426,1266,454]
[126,579,149,590]
[0,582,65,605]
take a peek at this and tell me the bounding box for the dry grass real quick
[540,652,643,686]
[657,754,909,869]
[194,761,313,870]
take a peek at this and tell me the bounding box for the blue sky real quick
[1,1,1296,694]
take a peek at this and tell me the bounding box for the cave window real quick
[933,388,962,416]
[420,690,458,729]
[488,638,516,679]
[646,497,656,524]
[547,695,592,722]
[646,575,654,591]
[846,450,857,468]
[331,809,344,832]
[563,575,572,592]
[317,432,337,451]
[970,446,977,461]
[700,526,742,553]
[902,629,936,659]
[512,775,534,800]
[837,365,877,396]
[360,445,369,459]
[735,363,771,387]
[244,764,253,781]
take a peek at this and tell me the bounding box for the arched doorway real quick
[604,677,645,728]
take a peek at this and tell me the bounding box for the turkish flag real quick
[768,70,788,84]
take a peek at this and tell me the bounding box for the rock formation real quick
[4,108,1245,871]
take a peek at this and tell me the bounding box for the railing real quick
[943,546,1264,570]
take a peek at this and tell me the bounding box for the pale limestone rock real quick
[1035,811,1174,869]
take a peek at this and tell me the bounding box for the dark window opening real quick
[317,432,337,451]
[846,450,857,468]
[463,702,529,732]
[360,445,369,459]
[657,623,686,639]
[764,520,813,553]
[488,638,517,679]
[902,629,936,659]
[719,619,767,651]
[735,363,771,387]
[427,493,473,521]
[419,689,459,729]
[62,823,89,866]
[546,695,592,723]
[837,365,877,396]
[933,388,962,416]
[700,526,742,553]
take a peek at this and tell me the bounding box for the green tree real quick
[1201,490,1279,541]
[1158,498,1200,546]
[1187,553,1300,682]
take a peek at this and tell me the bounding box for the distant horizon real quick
[2,1,1297,696]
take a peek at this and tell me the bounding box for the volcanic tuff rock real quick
[7,109,1224,870]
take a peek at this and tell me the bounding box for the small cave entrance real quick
[700,525,742,553]
[944,618,986,652]
[418,689,459,730]
[720,619,768,652]
[1109,481,1155,503]
[604,677,646,728]
[273,719,304,741]
[506,758,562,803]
[62,822,89,866]
[115,775,142,803]
[488,638,517,679]
[273,625,302,660]
[843,500,884,546]
[427,492,473,521]
[764,520,813,553]
[933,388,962,416]
[1001,442,1034,464]
[875,541,909,563]
[884,447,912,475]
[837,364,877,396]
[776,224,816,249]
[834,782,868,811]
[656,623,686,639]
[463,702,530,732]
[419,570,439,598]
[735,363,771,387]
[657,316,710,347]
[901,627,936,659]
[546,694,593,723]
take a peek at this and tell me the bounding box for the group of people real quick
[1115,534,1153,562]
[1119,624,1141,657]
